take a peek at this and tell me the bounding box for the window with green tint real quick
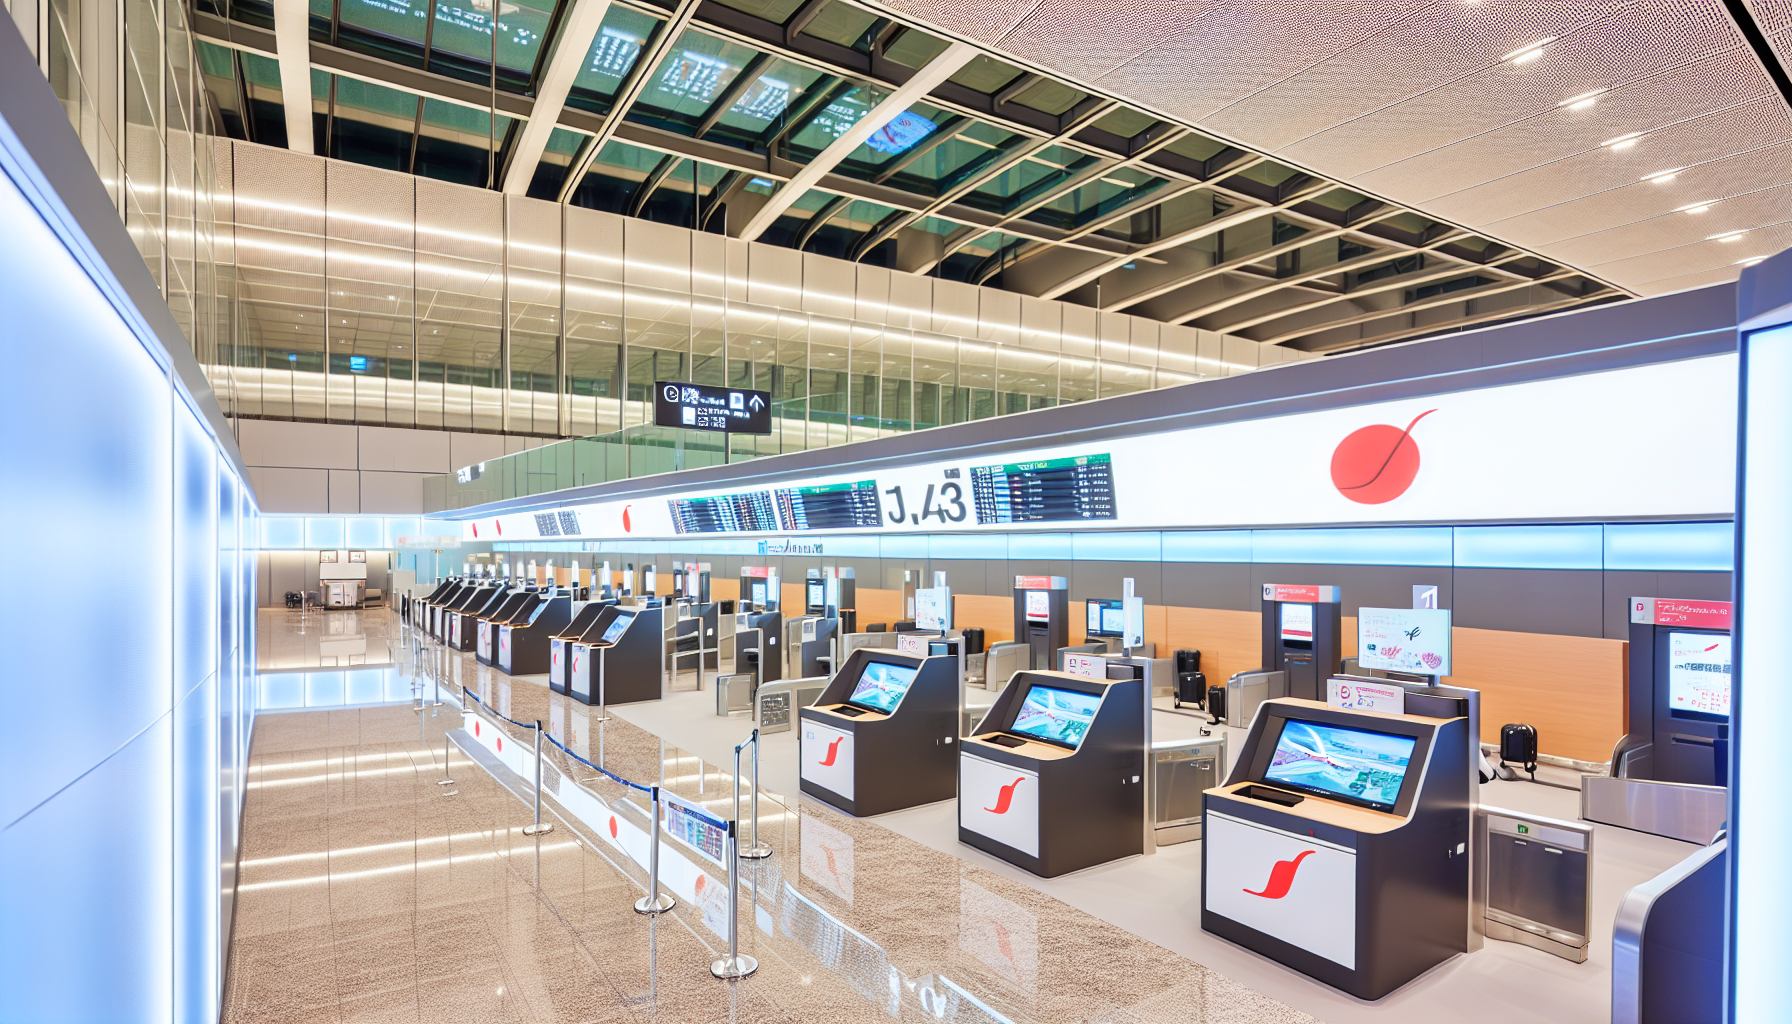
[1009,78,1085,115]
[705,57,826,147]
[330,75,421,172]
[707,0,806,21]
[428,0,555,87]
[526,127,588,200]
[886,120,1017,195]
[568,139,665,214]
[960,144,1095,214]
[785,82,887,160]
[1236,159,1303,187]
[947,55,1024,94]
[1093,107,1157,139]
[1027,172,1170,231]
[1163,133,1228,162]
[335,0,430,66]
[826,101,945,173]
[627,31,759,132]
[883,27,948,68]
[413,98,513,186]
[567,6,658,114]
[799,2,882,50]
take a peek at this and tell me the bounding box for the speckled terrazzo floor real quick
[223,612,1320,1024]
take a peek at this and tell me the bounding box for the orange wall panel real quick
[1165,607,1262,691]
[855,588,905,629]
[953,594,1015,644]
[1447,626,1627,763]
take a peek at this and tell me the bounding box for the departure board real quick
[970,453,1117,524]
[668,491,778,534]
[534,512,562,536]
[775,480,883,531]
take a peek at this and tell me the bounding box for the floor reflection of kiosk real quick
[1202,698,1470,1000]
[568,604,664,706]
[1011,576,1069,670]
[799,649,958,816]
[1260,584,1343,701]
[550,599,613,696]
[959,670,1145,877]
[1614,598,1732,785]
[498,591,572,675]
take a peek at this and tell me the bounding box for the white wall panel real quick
[888,270,930,328]
[245,467,328,512]
[357,424,449,472]
[1061,304,1098,358]
[450,431,506,469]
[1223,334,1264,375]
[360,471,427,513]
[1020,296,1061,353]
[747,241,801,309]
[327,469,361,512]
[624,217,688,293]
[855,265,891,324]
[931,278,977,336]
[802,251,854,318]
[691,230,728,299]
[1128,318,1161,366]
[236,419,358,469]
[564,205,624,283]
[978,288,1020,345]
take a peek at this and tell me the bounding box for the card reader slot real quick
[1242,785,1305,807]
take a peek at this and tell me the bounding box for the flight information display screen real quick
[668,491,778,533]
[1010,685,1101,748]
[971,453,1116,524]
[1263,720,1417,812]
[846,661,918,714]
[1668,631,1731,721]
[775,480,883,530]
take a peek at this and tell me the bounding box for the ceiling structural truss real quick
[735,40,980,242]
[192,0,1637,354]
[502,0,614,195]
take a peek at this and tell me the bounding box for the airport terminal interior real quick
[9,1,1792,1022]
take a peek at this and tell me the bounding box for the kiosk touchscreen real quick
[800,650,958,816]
[1617,598,1732,785]
[568,605,663,707]
[959,670,1145,877]
[1202,698,1469,1000]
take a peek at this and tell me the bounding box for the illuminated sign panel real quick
[654,380,772,433]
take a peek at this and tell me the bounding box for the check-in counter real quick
[799,650,959,817]
[497,592,572,675]
[568,604,664,707]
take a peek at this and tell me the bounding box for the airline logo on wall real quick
[759,539,824,555]
[448,355,1735,542]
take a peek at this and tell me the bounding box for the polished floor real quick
[228,611,1316,1023]
[256,606,401,671]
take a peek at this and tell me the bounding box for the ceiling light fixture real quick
[1559,89,1605,110]
[1602,131,1644,150]
[1713,232,1744,242]
[1740,257,1765,267]
[1502,37,1556,64]
[1643,169,1679,183]
[1678,202,1712,214]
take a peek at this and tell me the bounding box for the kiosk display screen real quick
[598,613,634,645]
[808,583,825,609]
[847,662,917,714]
[1668,631,1731,720]
[1011,685,1100,748]
[752,582,767,606]
[1086,599,1124,637]
[1263,720,1416,812]
[1024,591,1051,621]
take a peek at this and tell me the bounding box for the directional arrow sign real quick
[654,380,773,435]
[749,394,766,412]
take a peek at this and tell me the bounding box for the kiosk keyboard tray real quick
[986,734,1026,748]
[1241,785,1304,807]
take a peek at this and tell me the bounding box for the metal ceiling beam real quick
[1103,222,1364,312]
[736,41,979,242]
[794,195,852,250]
[1217,253,1531,333]
[1036,197,1299,301]
[557,0,704,203]
[271,0,315,153]
[1301,287,1618,354]
[1262,270,1580,346]
[502,0,613,195]
[628,152,684,217]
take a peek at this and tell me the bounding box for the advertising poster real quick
[1357,607,1452,675]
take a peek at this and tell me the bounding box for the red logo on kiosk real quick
[985,777,1027,815]
[818,737,844,767]
[1330,409,1436,504]
[1244,849,1315,899]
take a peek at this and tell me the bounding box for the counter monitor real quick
[1086,598,1124,637]
[1667,630,1731,721]
[846,661,918,714]
[1010,684,1101,748]
[598,613,634,645]
[1262,719,1416,812]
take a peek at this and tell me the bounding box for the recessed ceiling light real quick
[1502,37,1556,64]
[1602,132,1644,150]
[1559,89,1605,110]
[1713,232,1744,242]
[1642,169,1679,183]
[1740,257,1765,267]
[1678,202,1712,214]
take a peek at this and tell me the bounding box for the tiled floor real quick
[226,613,1317,1024]
[256,608,401,671]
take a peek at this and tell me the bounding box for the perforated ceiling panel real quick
[874,0,1792,295]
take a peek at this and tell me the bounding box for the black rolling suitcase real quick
[1173,648,1206,709]
[1206,683,1227,724]
[1500,723,1539,779]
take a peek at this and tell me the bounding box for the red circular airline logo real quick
[1330,409,1436,504]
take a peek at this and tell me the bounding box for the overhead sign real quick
[654,380,772,434]
[1357,607,1452,676]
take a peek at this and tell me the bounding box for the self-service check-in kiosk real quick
[568,603,664,707]
[1012,576,1070,671]
[498,591,572,675]
[428,578,469,639]
[799,649,958,816]
[447,583,505,651]
[959,670,1146,877]
[735,610,783,685]
[550,600,613,695]
[1614,597,1732,786]
[1202,698,1470,1000]
[477,588,537,665]
[1261,584,1344,702]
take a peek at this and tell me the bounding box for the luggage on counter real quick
[1500,723,1539,775]
[1206,683,1227,724]
[961,626,986,655]
[1172,649,1204,709]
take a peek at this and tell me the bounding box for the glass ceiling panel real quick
[1163,133,1228,162]
[1094,108,1157,139]
[413,97,515,187]
[1025,165,1168,230]
[708,0,806,21]
[427,0,556,92]
[566,6,660,115]
[335,0,430,67]
[960,144,1098,215]
[948,55,1024,94]
[785,81,890,162]
[882,27,949,68]
[799,1,883,51]
[705,57,827,150]
[626,30,760,134]
[330,75,420,172]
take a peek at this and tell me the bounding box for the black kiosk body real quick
[1201,698,1470,1000]
[734,611,783,684]
[1260,584,1344,701]
[498,592,572,675]
[799,649,957,816]
[550,600,614,695]
[1011,576,1070,671]
[427,580,466,639]
[447,584,503,651]
[416,578,457,632]
[477,589,536,666]
[1614,597,1732,785]
[959,669,1145,877]
[568,604,664,706]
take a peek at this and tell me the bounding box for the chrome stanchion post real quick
[634,786,675,915]
[739,729,770,859]
[709,819,757,980]
[523,722,554,836]
[437,729,455,787]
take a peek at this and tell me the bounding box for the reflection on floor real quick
[228,613,1315,1023]
[256,607,398,671]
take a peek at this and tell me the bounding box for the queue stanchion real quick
[739,729,770,860]
[634,785,676,915]
[522,720,554,837]
[438,727,456,787]
[709,818,757,980]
